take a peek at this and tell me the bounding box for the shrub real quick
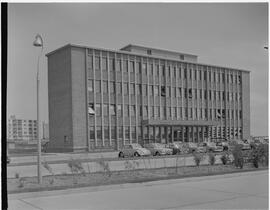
[208,153,216,166]
[250,143,269,167]
[15,172,20,179]
[67,158,86,184]
[97,157,111,177]
[18,178,25,188]
[220,153,229,165]
[193,153,204,167]
[232,144,244,169]
[43,161,55,185]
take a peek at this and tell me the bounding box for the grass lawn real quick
[8,162,268,194]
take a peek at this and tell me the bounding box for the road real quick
[8,170,268,210]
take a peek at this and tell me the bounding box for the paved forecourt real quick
[8,170,268,210]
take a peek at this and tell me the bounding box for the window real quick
[96,104,101,116]
[130,105,136,116]
[89,126,95,139]
[104,126,109,139]
[209,71,211,81]
[155,106,160,117]
[125,105,129,116]
[88,80,93,92]
[204,71,207,81]
[178,88,182,97]
[184,88,187,99]
[103,104,109,116]
[142,63,147,75]
[123,60,128,72]
[184,69,187,79]
[137,84,142,95]
[117,105,122,116]
[238,75,241,84]
[167,107,171,118]
[143,106,148,117]
[168,67,171,78]
[166,87,171,97]
[116,83,122,94]
[111,126,116,139]
[209,90,212,100]
[124,83,128,95]
[180,55,184,60]
[125,126,130,139]
[213,72,216,82]
[179,67,181,78]
[189,69,192,80]
[150,106,154,118]
[110,82,115,93]
[161,86,166,97]
[147,49,152,55]
[131,127,136,140]
[172,87,176,98]
[194,70,197,80]
[136,62,141,74]
[102,57,107,70]
[130,61,135,73]
[222,92,225,101]
[188,89,192,99]
[162,65,165,77]
[156,65,159,77]
[130,83,135,95]
[110,104,116,116]
[103,81,108,93]
[96,126,102,140]
[116,60,121,72]
[95,81,101,93]
[154,86,159,96]
[150,64,154,75]
[143,84,147,96]
[95,57,100,70]
[109,58,115,71]
[149,85,154,96]
[118,127,123,139]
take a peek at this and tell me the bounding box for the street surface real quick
[8,170,268,210]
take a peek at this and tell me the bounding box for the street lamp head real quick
[33,34,43,47]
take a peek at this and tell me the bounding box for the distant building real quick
[8,115,38,141]
[46,44,250,152]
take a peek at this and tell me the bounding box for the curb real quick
[9,168,268,200]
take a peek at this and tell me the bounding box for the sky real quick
[7,3,268,136]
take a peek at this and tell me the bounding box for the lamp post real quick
[33,34,43,184]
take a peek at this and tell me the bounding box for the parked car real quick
[144,143,173,156]
[174,142,189,154]
[186,142,198,153]
[165,142,181,155]
[206,142,223,152]
[211,138,229,151]
[118,143,151,158]
[196,142,207,153]
[235,140,251,150]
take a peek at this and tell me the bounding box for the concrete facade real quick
[46,44,250,152]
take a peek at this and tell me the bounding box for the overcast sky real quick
[7,3,268,136]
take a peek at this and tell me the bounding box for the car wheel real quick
[155,151,160,156]
[134,152,140,157]
[118,152,124,158]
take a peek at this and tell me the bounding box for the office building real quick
[46,44,250,152]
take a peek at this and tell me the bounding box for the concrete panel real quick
[47,47,73,152]
[241,72,250,139]
[71,47,87,151]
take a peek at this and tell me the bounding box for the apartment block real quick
[8,115,38,141]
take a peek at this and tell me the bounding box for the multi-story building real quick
[8,115,38,141]
[46,44,250,152]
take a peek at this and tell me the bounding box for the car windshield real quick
[132,144,142,149]
[153,143,164,148]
